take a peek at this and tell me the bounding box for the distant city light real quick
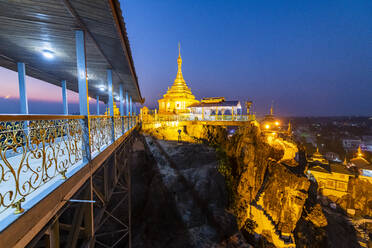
[99,87,105,91]
[41,49,54,59]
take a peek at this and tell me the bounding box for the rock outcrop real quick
[142,122,330,247]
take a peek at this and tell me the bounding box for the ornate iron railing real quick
[0,114,138,215]
[89,116,113,155]
[114,116,123,140]
[141,114,255,123]
[0,115,83,214]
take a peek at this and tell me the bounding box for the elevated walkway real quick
[0,114,138,247]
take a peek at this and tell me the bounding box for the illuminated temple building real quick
[307,148,353,198]
[261,105,281,133]
[158,45,199,114]
[188,97,242,120]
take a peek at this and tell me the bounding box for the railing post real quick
[107,69,115,142]
[76,30,91,162]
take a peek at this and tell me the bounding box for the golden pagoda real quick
[308,147,329,164]
[158,43,199,114]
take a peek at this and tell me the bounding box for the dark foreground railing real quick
[0,114,138,216]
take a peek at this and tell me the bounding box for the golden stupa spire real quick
[270,101,274,115]
[287,121,291,134]
[357,146,363,157]
[343,157,348,165]
[175,42,184,83]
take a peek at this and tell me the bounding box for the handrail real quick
[88,115,137,119]
[0,114,139,217]
[0,114,85,121]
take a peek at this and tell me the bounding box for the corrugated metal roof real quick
[188,100,241,108]
[0,0,142,103]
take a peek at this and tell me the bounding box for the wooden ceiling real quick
[0,0,142,103]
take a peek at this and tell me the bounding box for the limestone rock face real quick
[222,124,322,247]
[304,204,328,228]
[142,122,328,247]
[338,178,372,216]
[260,164,310,234]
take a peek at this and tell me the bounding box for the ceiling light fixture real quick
[42,49,54,59]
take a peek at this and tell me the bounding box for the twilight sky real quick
[0,0,371,116]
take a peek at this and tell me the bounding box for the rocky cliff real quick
[142,122,334,247]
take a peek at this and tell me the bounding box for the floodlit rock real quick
[305,204,328,228]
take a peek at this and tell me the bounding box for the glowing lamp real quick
[275,121,280,126]
[265,124,270,129]
[99,87,105,91]
[42,49,54,59]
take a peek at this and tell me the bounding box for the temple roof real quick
[350,157,371,170]
[309,163,354,175]
[188,100,241,108]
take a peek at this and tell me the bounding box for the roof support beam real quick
[119,85,124,116]
[17,62,28,114]
[62,0,125,98]
[62,80,68,115]
[129,96,132,116]
[75,30,91,162]
[125,91,129,116]
[96,95,100,115]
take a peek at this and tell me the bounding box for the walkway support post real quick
[75,30,91,162]
[119,85,125,134]
[75,30,94,245]
[17,62,29,148]
[125,91,129,130]
[130,96,132,128]
[107,69,115,143]
[17,62,28,114]
[96,96,100,115]
[62,80,68,115]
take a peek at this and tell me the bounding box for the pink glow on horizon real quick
[0,66,98,104]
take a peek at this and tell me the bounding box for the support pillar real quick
[17,62,28,114]
[75,30,91,162]
[107,69,115,142]
[125,91,129,130]
[96,96,100,115]
[119,85,125,134]
[130,96,132,116]
[62,80,68,115]
[130,96,132,128]
[125,91,129,116]
[119,85,124,116]
[48,218,60,248]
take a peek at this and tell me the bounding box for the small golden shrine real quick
[158,44,199,114]
[105,102,120,116]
